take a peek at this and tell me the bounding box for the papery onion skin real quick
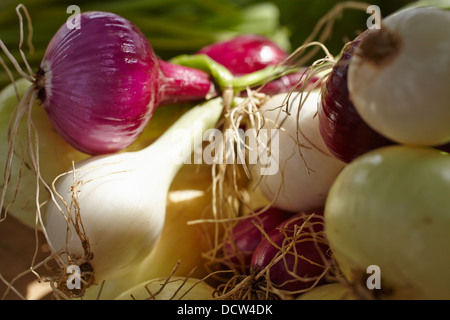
[325,145,450,299]
[222,207,293,272]
[250,210,330,293]
[318,32,394,163]
[197,34,288,76]
[347,7,450,146]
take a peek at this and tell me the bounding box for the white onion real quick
[44,97,223,291]
[325,145,450,299]
[252,91,346,212]
[348,7,450,146]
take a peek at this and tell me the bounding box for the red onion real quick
[249,210,330,295]
[35,11,215,155]
[197,34,321,99]
[318,32,394,163]
[196,34,288,76]
[222,207,293,272]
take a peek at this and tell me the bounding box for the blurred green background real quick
[0,0,413,88]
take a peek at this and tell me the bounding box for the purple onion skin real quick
[197,34,288,76]
[250,210,329,293]
[223,207,293,272]
[319,31,450,162]
[318,32,394,163]
[37,11,214,155]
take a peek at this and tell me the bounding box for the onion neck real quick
[158,59,218,105]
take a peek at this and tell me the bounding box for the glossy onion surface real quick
[38,11,158,155]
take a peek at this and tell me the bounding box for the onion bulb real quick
[80,163,219,300]
[215,210,330,299]
[222,207,293,273]
[348,7,450,146]
[196,34,288,76]
[34,11,215,155]
[44,97,224,296]
[318,32,394,163]
[0,10,216,232]
[249,211,330,295]
[325,145,450,299]
[252,91,346,212]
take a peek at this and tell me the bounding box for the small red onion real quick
[249,210,330,294]
[222,207,293,272]
[198,34,322,97]
[197,34,288,76]
[36,11,215,155]
[318,31,394,163]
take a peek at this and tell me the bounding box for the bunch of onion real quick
[188,22,348,290]
[165,37,314,275]
[319,5,450,163]
[325,145,450,300]
[43,96,224,298]
[214,210,332,300]
[0,8,301,224]
[314,4,450,300]
[2,9,318,300]
[0,78,198,226]
[0,9,220,239]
